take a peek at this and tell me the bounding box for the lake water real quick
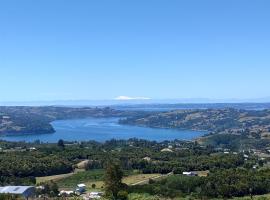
[0,117,205,143]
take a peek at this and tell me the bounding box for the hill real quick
[0,106,134,134]
[120,108,270,139]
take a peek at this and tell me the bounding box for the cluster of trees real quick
[36,181,59,198]
[129,168,270,199]
[203,133,270,150]
[0,138,268,199]
[103,158,270,199]
[0,150,72,185]
[0,138,260,185]
[132,153,245,174]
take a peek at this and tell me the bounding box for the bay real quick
[0,117,205,142]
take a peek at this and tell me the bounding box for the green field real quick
[56,169,105,190]
[36,172,75,184]
[53,169,161,191]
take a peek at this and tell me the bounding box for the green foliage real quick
[104,162,125,199]
[0,151,72,185]
[202,168,270,198]
[36,181,59,197]
[117,190,128,200]
[129,168,270,199]
[56,170,104,188]
[0,194,20,200]
[0,138,268,199]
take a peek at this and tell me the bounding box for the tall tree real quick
[104,161,124,199]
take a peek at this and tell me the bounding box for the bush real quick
[117,190,128,200]
[148,178,155,184]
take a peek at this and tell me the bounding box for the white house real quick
[182,171,198,176]
[59,190,75,196]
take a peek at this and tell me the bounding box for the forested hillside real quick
[120,108,270,139]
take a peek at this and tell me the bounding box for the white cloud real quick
[114,96,151,100]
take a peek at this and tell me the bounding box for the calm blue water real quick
[0,118,205,143]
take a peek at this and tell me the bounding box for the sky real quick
[0,0,270,102]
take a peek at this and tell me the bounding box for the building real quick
[182,171,198,176]
[89,192,103,199]
[0,186,35,199]
[76,183,86,193]
[59,190,75,196]
[29,147,37,151]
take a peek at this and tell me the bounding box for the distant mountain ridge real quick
[1,97,270,106]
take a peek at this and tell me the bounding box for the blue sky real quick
[0,0,269,101]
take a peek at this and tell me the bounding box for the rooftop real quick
[0,186,34,194]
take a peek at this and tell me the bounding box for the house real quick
[89,192,103,199]
[244,154,249,158]
[76,183,86,193]
[0,186,35,199]
[253,165,258,169]
[182,171,198,176]
[59,190,75,196]
[35,186,44,190]
[29,147,37,151]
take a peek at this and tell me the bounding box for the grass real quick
[194,170,209,177]
[76,160,90,169]
[36,172,74,184]
[36,168,85,184]
[56,169,105,190]
[123,173,161,185]
[36,159,90,184]
[52,169,161,191]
